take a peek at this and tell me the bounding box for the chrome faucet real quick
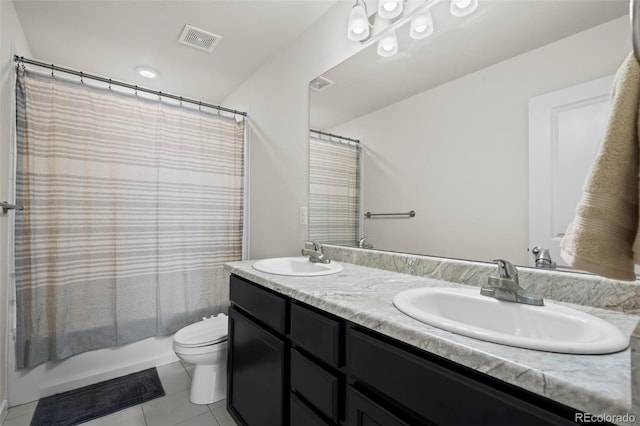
[531,246,556,269]
[358,237,374,249]
[301,240,331,264]
[480,259,544,306]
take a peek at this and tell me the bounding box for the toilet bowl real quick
[173,313,228,405]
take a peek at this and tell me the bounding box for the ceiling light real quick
[377,30,398,57]
[410,12,433,39]
[378,0,403,19]
[136,66,158,79]
[347,0,479,57]
[450,0,478,17]
[348,0,370,41]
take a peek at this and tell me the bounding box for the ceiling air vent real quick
[178,24,222,53]
[310,76,335,92]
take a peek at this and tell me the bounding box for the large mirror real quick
[309,0,631,270]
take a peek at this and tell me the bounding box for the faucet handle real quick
[491,259,518,280]
[304,240,323,251]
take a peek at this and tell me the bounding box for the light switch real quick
[299,207,308,225]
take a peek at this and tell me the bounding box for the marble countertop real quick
[225,260,640,419]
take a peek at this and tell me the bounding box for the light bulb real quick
[410,12,433,39]
[383,1,398,12]
[348,2,370,41]
[377,31,398,57]
[378,0,403,19]
[450,0,478,16]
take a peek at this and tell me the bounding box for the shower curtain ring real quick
[158,91,162,101]
[80,71,84,84]
[135,85,138,96]
[108,79,112,90]
[179,96,183,107]
[198,101,202,112]
[51,64,54,77]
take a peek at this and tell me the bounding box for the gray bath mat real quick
[30,367,165,426]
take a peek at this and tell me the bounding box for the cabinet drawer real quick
[291,302,342,367]
[291,348,340,423]
[348,328,575,426]
[347,386,412,426]
[230,274,287,334]
[291,393,332,426]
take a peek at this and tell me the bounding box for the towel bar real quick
[1,201,24,214]
[364,210,415,218]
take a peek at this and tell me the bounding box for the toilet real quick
[173,313,229,405]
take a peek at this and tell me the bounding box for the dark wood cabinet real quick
[347,386,413,426]
[348,327,576,426]
[228,274,592,426]
[227,275,289,426]
[291,393,332,426]
[291,302,343,368]
[290,348,341,422]
[227,306,286,426]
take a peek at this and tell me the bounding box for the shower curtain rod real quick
[310,128,360,144]
[14,55,247,117]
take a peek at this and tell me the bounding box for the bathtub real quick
[8,335,179,406]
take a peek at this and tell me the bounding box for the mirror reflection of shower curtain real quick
[14,68,245,369]
[309,135,361,246]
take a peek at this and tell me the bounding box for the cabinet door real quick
[347,387,412,426]
[348,328,576,426]
[228,306,286,426]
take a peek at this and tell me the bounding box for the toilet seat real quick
[174,314,228,348]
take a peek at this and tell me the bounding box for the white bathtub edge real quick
[8,336,179,406]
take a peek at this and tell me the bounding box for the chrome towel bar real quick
[364,210,415,218]
[1,201,24,214]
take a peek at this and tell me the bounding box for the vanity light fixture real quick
[377,30,399,57]
[136,66,158,79]
[347,0,479,57]
[450,0,478,17]
[410,11,434,39]
[378,0,404,19]
[348,0,370,41]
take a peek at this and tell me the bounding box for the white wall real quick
[332,17,630,265]
[0,0,32,417]
[222,2,364,259]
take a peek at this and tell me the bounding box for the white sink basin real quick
[393,287,629,354]
[252,256,343,276]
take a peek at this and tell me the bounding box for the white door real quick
[528,75,613,268]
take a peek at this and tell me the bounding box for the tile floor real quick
[3,361,237,426]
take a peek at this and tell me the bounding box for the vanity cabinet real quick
[289,301,345,424]
[348,327,577,426]
[227,275,288,426]
[228,274,597,426]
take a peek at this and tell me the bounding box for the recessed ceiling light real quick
[136,66,158,79]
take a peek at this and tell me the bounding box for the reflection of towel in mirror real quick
[560,52,640,281]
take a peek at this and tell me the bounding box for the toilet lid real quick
[174,314,228,348]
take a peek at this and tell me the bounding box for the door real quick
[228,306,286,426]
[528,75,613,268]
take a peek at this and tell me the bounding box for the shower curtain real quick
[14,68,245,369]
[308,135,361,246]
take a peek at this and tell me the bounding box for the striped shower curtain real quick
[308,135,361,246]
[15,69,245,369]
